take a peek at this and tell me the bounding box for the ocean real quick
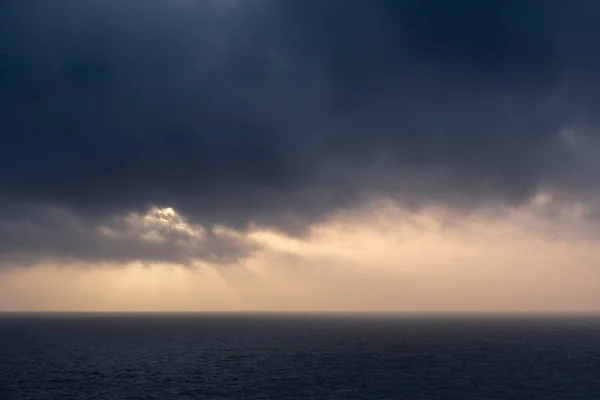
[1,313,599,399]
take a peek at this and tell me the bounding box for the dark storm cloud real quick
[1,0,600,264]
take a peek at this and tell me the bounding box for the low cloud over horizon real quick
[2,1,600,310]
[2,199,600,312]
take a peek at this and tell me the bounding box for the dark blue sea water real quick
[1,313,600,399]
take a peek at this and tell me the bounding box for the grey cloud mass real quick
[1,0,600,265]
[0,205,259,267]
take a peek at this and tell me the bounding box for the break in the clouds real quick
[2,0,600,265]
[0,205,259,267]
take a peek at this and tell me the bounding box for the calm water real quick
[1,313,600,399]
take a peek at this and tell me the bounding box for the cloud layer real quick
[2,0,600,265]
[0,206,258,267]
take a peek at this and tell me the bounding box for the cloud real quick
[5,199,600,311]
[0,206,259,267]
[1,0,600,264]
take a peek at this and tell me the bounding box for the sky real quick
[1,0,600,312]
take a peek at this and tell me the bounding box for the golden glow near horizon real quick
[2,196,600,312]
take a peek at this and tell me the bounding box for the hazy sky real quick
[1,0,600,311]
